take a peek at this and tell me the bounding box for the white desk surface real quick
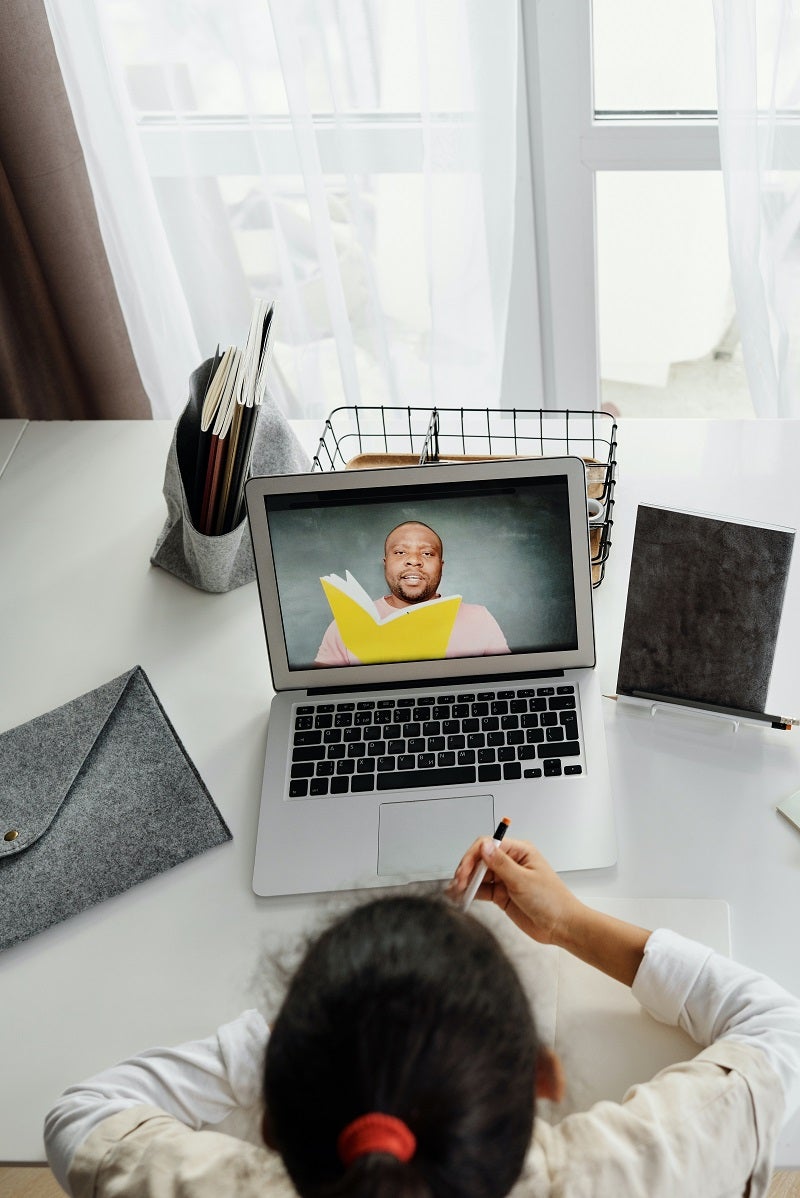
[1,418,800,1164]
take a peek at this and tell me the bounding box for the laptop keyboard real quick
[288,684,583,798]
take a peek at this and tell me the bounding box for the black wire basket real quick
[311,405,617,586]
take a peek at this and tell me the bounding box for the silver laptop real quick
[245,456,616,896]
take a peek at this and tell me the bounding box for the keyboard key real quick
[458,749,476,765]
[519,745,537,760]
[398,755,416,770]
[439,695,455,704]
[289,779,309,797]
[486,731,504,747]
[433,706,450,720]
[428,736,446,751]
[314,713,333,728]
[336,759,355,774]
[518,688,537,697]
[408,738,425,753]
[481,716,500,732]
[543,759,562,777]
[337,702,355,711]
[478,748,496,763]
[367,740,386,756]
[501,715,519,730]
[377,765,477,790]
[423,721,441,737]
[498,690,515,699]
[510,699,528,713]
[354,712,373,726]
[317,703,335,713]
[463,718,480,733]
[316,761,335,776]
[524,767,543,779]
[529,698,547,712]
[413,707,431,722]
[343,727,362,742]
[477,692,494,701]
[387,739,406,755]
[328,744,346,759]
[557,685,575,695]
[330,778,349,794]
[564,765,583,775]
[296,705,314,715]
[385,724,402,741]
[525,728,544,744]
[418,753,435,769]
[374,710,392,724]
[351,774,376,792]
[334,712,353,727]
[549,695,576,710]
[447,734,466,750]
[521,713,539,728]
[310,778,329,796]
[478,764,501,782]
[452,703,469,718]
[402,722,421,738]
[292,746,325,762]
[442,720,460,735]
[537,687,555,696]
[291,763,314,778]
[540,712,558,727]
[418,696,435,705]
[347,742,366,758]
[467,732,485,748]
[497,746,515,762]
[294,730,322,746]
[457,693,476,702]
[377,756,396,772]
[323,728,342,744]
[491,700,509,715]
[377,698,396,708]
[472,702,489,716]
[537,742,580,759]
[503,762,522,780]
[438,751,456,767]
[295,716,314,730]
[507,730,524,745]
[357,700,376,710]
[545,727,565,741]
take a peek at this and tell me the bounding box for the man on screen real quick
[314,520,510,666]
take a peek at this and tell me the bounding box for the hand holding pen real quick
[449,835,652,987]
[449,833,585,947]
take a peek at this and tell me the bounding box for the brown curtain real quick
[0,0,151,418]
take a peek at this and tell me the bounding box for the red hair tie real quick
[337,1112,416,1166]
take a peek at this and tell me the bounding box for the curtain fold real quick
[42,1,520,422]
[0,0,150,419]
[713,0,800,417]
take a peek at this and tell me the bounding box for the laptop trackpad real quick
[378,794,495,878]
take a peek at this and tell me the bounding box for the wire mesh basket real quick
[311,405,617,586]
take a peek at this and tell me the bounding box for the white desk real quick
[1,419,800,1164]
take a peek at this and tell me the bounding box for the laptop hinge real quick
[306,668,566,697]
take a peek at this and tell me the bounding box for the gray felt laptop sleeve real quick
[0,666,231,953]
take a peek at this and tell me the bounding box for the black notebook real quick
[617,505,795,714]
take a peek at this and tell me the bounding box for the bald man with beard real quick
[314,520,510,667]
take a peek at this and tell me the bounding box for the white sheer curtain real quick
[713,0,800,418]
[43,1,520,421]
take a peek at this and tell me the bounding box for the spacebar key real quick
[377,766,477,790]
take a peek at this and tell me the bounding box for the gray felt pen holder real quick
[150,357,311,593]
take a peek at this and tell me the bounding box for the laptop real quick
[245,455,616,896]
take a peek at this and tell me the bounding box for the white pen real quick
[461,817,510,910]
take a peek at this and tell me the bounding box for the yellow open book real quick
[320,571,462,663]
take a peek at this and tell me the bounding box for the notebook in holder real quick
[0,666,231,952]
[617,505,795,716]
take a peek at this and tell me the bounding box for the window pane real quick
[596,172,754,417]
[592,0,718,114]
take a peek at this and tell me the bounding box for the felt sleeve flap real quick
[0,666,231,953]
[0,669,135,856]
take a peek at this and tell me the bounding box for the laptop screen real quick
[247,457,595,691]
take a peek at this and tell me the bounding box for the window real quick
[522,0,754,417]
